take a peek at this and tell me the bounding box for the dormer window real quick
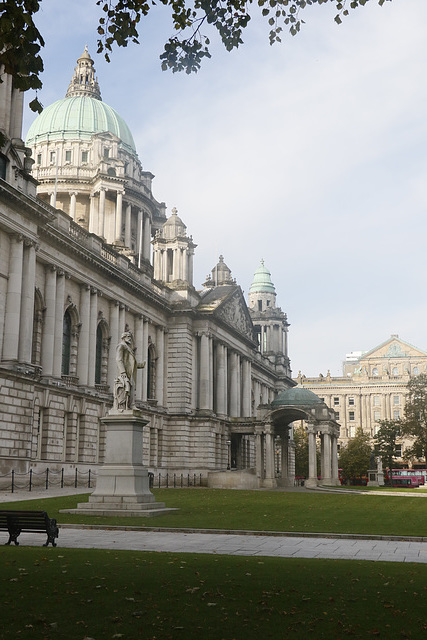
[104,148,110,159]
[81,151,88,163]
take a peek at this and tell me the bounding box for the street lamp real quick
[226,440,231,470]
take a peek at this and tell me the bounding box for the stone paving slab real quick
[4,527,427,564]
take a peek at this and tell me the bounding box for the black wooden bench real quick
[0,510,59,547]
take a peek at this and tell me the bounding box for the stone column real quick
[98,187,106,238]
[306,423,318,488]
[281,434,289,481]
[255,431,264,481]
[52,270,65,377]
[115,190,123,242]
[331,433,339,485]
[69,191,77,221]
[137,209,143,266]
[321,429,332,484]
[107,300,120,390]
[155,326,164,405]
[215,343,227,415]
[143,212,151,260]
[2,234,23,361]
[119,304,126,335]
[18,240,36,363]
[41,266,57,376]
[125,202,132,248]
[229,351,239,417]
[264,430,275,487]
[77,284,91,385]
[135,314,144,401]
[242,358,252,417]
[199,332,210,410]
[88,288,98,386]
[89,193,97,233]
[142,318,149,401]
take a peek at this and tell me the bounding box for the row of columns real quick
[153,245,194,283]
[49,187,152,261]
[306,422,340,488]
[2,232,166,404]
[256,322,288,355]
[197,332,252,418]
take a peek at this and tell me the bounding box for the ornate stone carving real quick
[216,291,253,340]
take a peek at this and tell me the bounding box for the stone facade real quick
[296,335,427,460]
[0,51,309,488]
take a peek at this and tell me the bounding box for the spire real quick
[65,46,102,100]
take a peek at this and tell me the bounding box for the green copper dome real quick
[249,259,276,294]
[26,95,136,155]
[272,388,324,407]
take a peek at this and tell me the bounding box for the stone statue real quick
[113,330,145,411]
[369,450,376,469]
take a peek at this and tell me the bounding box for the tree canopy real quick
[401,374,427,464]
[374,419,401,479]
[338,427,371,482]
[1,0,392,99]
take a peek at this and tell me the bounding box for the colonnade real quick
[256,321,288,355]
[48,187,152,262]
[196,331,252,417]
[2,232,166,404]
[306,422,340,487]
[153,245,194,283]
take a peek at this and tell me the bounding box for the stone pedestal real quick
[61,409,177,517]
[367,469,384,487]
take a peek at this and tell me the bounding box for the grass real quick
[2,488,427,537]
[1,547,427,640]
[1,489,427,639]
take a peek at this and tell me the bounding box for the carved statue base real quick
[61,409,177,517]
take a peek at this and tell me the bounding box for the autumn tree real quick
[401,374,427,464]
[338,428,371,483]
[1,0,393,99]
[374,419,401,480]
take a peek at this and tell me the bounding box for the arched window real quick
[392,367,399,376]
[147,342,156,399]
[372,367,378,376]
[413,366,419,375]
[62,310,72,375]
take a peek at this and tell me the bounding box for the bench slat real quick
[0,510,59,547]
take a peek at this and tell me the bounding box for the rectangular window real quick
[348,397,355,406]
[393,395,400,406]
[82,151,88,163]
[103,147,109,159]
[373,396,380,407]
[374,410,381,421]
[333,397,339,406]
[65,150,71,162]
[37,153,42,165]
[335,411,340,420]
[50,151,55,163]
[393,409,401,420]
[349,411,355,421]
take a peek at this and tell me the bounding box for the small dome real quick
[249,259,276,294]
[26,96,136,155]
[271,387,324,407]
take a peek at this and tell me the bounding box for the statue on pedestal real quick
[113,330,145,411]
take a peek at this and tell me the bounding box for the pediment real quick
[361,337,427,361]
[215,289,254,341]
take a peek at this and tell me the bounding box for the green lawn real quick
[1,489,427,639]
[1,547,426,640]
[1,488,427,537]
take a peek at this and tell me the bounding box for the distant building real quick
[296,335,427,461]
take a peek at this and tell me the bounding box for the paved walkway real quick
[2,488,427,564]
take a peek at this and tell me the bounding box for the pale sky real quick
[22,0,427,377]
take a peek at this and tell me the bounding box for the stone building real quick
[0,49,341,488]
[296,335,427,460]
